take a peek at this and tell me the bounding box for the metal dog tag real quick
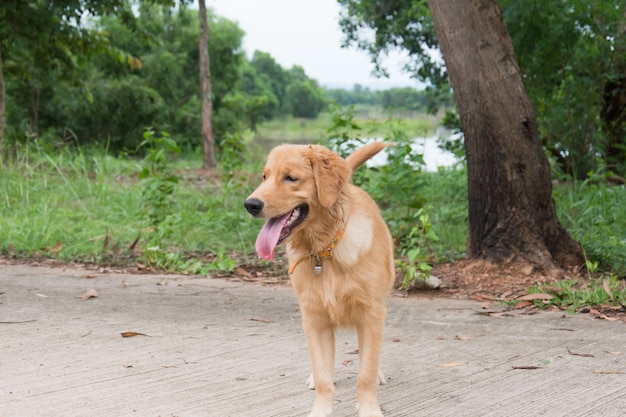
[313,264,323,275]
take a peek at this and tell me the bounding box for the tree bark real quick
[427,0,584,271]
[198,0,216,170]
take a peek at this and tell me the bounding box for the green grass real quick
[0,146,259,269]
[554,180,626,273]
[525,275,626,313]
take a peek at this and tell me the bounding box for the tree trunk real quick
[427,0,584,271]
[198,0,216,170]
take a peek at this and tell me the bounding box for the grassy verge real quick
[1,140,624,285]
[0,145,259,271]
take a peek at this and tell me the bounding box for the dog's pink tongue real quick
[255,213,290,260]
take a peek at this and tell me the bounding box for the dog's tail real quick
[345,142,390,173]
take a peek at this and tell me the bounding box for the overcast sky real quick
[208,0,418,90]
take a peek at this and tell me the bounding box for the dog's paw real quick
[306,373,316,390]
[308,396,333,417]
[358,410,383,417]
[307,411,332,417]
[357,406,383,417]
[377,368,387,385]
[357,404,384,417]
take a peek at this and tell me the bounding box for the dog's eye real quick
[284,175,298,182]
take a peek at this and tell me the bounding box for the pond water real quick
[366,135,460,172]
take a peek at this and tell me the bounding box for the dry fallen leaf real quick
[47,241,63,254]
[517,293,554,301]
[439,361,466,367]
[235,267,251,277]
[78,288,98,300]
[602,279,615,301]
[250,317,271,323]
[342,359,353,366]
[594,370,625,375]
[455,335,471,341]
[567,347,595,358]
[120,331,148,338]
[605,351,623,355]
[515,300,534,309]
[501,290,514,300]
[512,365,542,370]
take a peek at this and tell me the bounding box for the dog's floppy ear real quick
[307,145,350,208]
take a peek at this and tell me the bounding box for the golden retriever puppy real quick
[244,142,394,417]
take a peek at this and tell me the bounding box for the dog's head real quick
[244,144,350,260]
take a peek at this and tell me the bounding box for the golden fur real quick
[245,143,395,417]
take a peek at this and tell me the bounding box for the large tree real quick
[339,0,585,272]
[339,0,626,179]
[428,0,583,271]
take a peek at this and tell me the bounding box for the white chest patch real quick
[334,214,373,267]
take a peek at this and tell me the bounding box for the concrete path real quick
[1,264,625,417]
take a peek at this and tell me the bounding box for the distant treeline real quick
[325,85,443,112]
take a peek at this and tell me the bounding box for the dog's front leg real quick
[303,316,335,417]
[356,317,385,417]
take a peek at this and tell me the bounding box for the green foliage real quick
[284,79,327,119]
[237,63,279,121]
[137,129,180,228]
[338,0,443,83]
[325,85,438,113]
[380,87,430,111]
[325,84,380,106]
[395,209,437,288]
[554,180,626,274]
[501,0,626,180]
[250,50,291,113]
[70,76,165,151]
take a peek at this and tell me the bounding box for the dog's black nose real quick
[244,198,264,216]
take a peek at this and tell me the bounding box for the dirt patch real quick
[427,259,572,300]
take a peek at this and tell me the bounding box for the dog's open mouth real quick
[255,204,308,260]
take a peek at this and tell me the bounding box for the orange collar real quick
[288,224,347,275]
